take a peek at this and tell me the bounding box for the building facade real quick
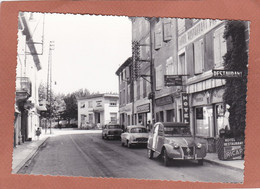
[117,17,249,153]
[178,19,249,152]
[77,94,119,129]
[15,12,45,146]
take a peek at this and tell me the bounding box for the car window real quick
[130,128,147,133]
[108,125,121,129]
[153,124,159,134]
[158,124,164,136]
[164,126,191,136]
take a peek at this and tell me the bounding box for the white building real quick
[14,12,45,146]
[77,94,119,129]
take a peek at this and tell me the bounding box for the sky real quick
[34,13,132,95]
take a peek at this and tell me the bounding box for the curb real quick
[12,137,49,174]
[204,158,244,172]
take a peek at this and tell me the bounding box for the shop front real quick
[191,87,225,153]
[154,95,176,123]
[136,103,151,129]
[119,103,132,128]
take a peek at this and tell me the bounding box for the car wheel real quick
[104,135,107,140]
[127,141,131,148]
[198,159,204,165]
[147,149,154,159]
[162,148,170,166]
[102,135,104,139]
[121,140,125,147]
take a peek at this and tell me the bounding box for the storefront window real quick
[195,106,214,137]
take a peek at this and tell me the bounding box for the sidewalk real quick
[204,153,244,171]
[12,131,52,174]
[12,129,244,174]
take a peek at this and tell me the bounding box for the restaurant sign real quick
[182,93,190,124]
[164,75,182,86]
[223,138,244,160]
[212,70,243,79]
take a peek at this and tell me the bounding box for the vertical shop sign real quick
[182,93,190,123]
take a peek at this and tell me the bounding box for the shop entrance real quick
[195,106,214,137]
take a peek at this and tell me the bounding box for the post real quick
[148,18,155,124]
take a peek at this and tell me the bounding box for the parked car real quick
[102,124,122,140]
[147,122,207,166]
[121,125,149,148]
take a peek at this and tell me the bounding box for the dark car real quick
[147,122,207,166]
[102,124,122,140]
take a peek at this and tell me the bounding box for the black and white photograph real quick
[12,12,249,183]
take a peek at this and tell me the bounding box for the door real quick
[156,124,165,153]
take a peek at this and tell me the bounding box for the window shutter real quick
[163,19,172,41]
[194,39,204,74]
[154,23,162,50]
[214,31,221,66]
[155,65,163,90]
[166,57,173,75]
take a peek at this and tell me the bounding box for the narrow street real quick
[18,130,243,182]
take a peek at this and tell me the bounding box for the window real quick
[110,113,117,122]
[81,114,85,122]
[214,26,227,67]
[155,65,163,90]
[96,101,102,107]
[194,39,204,75]
[88,101,93,108]
[89,114,93,124]
[119,92,122,105]
[110,100,117,107]
[80,102,85,108]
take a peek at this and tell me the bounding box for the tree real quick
[223,21,248,138]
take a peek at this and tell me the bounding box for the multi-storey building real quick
[15,12,45,146]
[117,17,249,152]
[77,94,119,129]
[177,19,249,152]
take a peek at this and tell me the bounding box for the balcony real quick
[16,77,32,101]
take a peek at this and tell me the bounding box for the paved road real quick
[19,132,243,182]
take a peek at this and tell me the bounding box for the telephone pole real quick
[46,41,55,134]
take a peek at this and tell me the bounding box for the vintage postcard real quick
[12,12,248,183]
[0,1,259,189]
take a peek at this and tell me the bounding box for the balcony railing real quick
[16,77,31,100]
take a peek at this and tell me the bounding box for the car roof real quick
[157,122,189,127]
[126,125,146,129]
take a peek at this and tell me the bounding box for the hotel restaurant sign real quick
[178,19,223,50]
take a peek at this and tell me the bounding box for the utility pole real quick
[46,41,55,134]
[149,20,155,124]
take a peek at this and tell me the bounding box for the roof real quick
[115,57,132,76]
[77,93,119,101]
[158,122,189,127]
